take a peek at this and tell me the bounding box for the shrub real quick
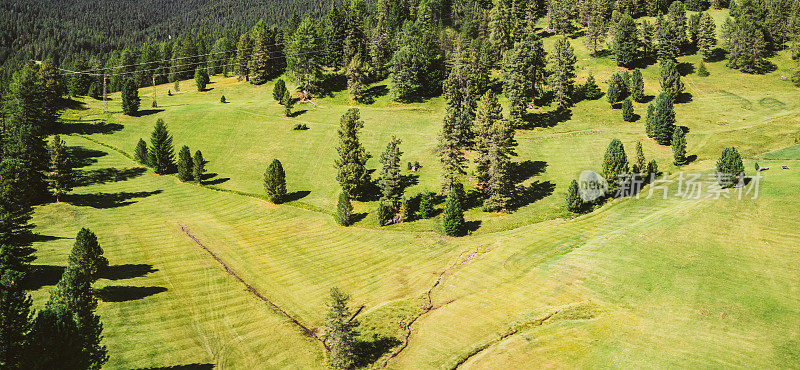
[716,147,744,188]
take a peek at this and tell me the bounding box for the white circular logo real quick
[578,170,608,202]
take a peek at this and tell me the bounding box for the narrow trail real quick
[178,223,325,346]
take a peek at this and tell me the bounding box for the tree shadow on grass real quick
[512,180,556,210]
[523,109,572,129]
[350,212,369,224]
[283,190,310,202]
[201,173,229,185]
[96,286,167,302]
[59,120,124,135]
[677,62,695,76]
[23,265,65,290]
[353,335,402,368]
[68,146,108,168]
[360,85,389,104]
[102,264,158,280]
[676,92,693,104]
[137,364,214,370]
[75,167,147,187]
[133,109,164,117]
[288,109,308,118]
[59,97,88,111]
[463,220,482,235]
[32,234,69,243]
[66,190,162,209]
[510,160,548,184]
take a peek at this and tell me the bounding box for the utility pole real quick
[102,74,108,113]
[152,74,158,108]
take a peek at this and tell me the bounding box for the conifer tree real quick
[273,79,287,103]
[263,159,287,204]
[667,1,689,48]
[282,90,293,117]
[335,109,371,199]
[697,62,710,76]
[134,139,148,165]
[0,270,33,369]
[442,186,465,236]
[390,46,419,101]
[602,138,630,196]
[121,78,140,116]
[607,72,626,106]
[483,141,514,212]
[148,119,175,175]
[645,103,656,138]
[633,141,647,174]
[325,287,358,369]
[549,0,575,34]
[549,37,577,109]
[38,60,63,132]
[346,55,368,102]
[612,14,639,67]
[656,18,681,62]
[622,98,635,121]
[584,0,610,55]
[26,307,85,369]
[194,67,209,91]
[659,60,684,100]
[177,145,194,182]
[0,160,35,276]
[418,192,436,219]
[46,135,73,203]
[287,17,323,93]
[192,151,205,184]
[672,127,688,165]
[640,20,657,57]
[490,0,515,55]
[67,228,108,282]
[236,33,253,81]
[651,92,677,145]
[379,137,403,207]
[723,0,768,73]
[566,179,583,213]
[438,106,469,193]
[630,69,645,102]
[336,191,353,226]
[583,74,603,100]
[697,12,717,60]
[474,91,504,193]
[716,147,745,188]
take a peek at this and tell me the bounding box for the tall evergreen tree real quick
[177,145,194,182]
[390,46,419,101]
[325,287,358,369]
[549,0,575,34]
[442,185,465,236]
[630,69,645,102]
[667,1,689,48]
[66,228,108,282]
[263,159,287,204]
[723,0,768,73]
[336,191,353,226]
[672,127,688,165]
[583,74,603,100]
[335,109,371,199]
[697,12,718,60]
[716,147,745,188]
[549,37,578,109]
[633,141,647,174]
[602,138,630,196]
[490,0,515,55]
[194,67,209,91]
[273,79,287,102]
[656,17,681,62]
[483,140,514,212]
[287,17,323,93]
[612,14,639,67]
[650,92,677,145]
[120,78,140,116]
[26,307,85,369]
[0,270,33,369]
[378,137,403,207]
[47,135,73,203]
[236,33,253,82]
[148,119,175,175]
[346,55,368,102]
[621,98,635,121]
[282,90,293,116]
[0,160,35,276]
[584,0,610,55]
[134,139,148,165]
[659,60,685,100]
[38,60,63,133]
[192,150,205,184]
[438,106,468,192]
[474,91,504,193]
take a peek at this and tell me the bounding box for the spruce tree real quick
[263,159,287,204]
[0,160,35,276]
[346,55,368,102]
[716,147,745,188]
[0,270,33,369]
[622,98,635,121]
[659,60,684,100]
[192,151,205,184]
[177,145,194,182]
[483,141,514,212]
[651,92,677,145]
[667,1,689,48]
[325,287,358,369]
[390,46,419,101]
[194,67,209,91]
[438,106,468,193]
[134,139,148,165]
[602,138,630,196]
[697,12,717,60]
[724,0,767,73]
[566,179,583,213]
[583,74,603,100]
[612,14,639,67]
[148,119,175,175]
[442,186,465,236]
[549,37,577,109]
[697,62,710,77]
[287,17,323,93]
[48,135,73,203]
[474,91,504,193]
[282,90,293,117]
[378,137,403,207]
[489,0,515,55]
[672,127,688,165]
[607,72,626,106]
[67,228,108,282]
[273,79,287,103]
[335,109,371,199]
[645,103,656,138]
[120,78,140,116]
[504,35,547,127]
[336,191,353,226]
[630,69,645,102]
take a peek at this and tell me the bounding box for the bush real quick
[716,147,744,188]
[220,95,227,103]
[697,62,710,77]
[292,123,308,130]
[566,179,583,213]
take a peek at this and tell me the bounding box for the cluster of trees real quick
[1,228,109,368]
[134,119,206,182]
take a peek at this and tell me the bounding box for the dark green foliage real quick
[723,0,768,73]
[645,103,656,138]
[148,119,175,175]
[647,159,659,178]
[442,186,465,236]
[716,147,745,188]
[612,14,639,67]
[67,228,108,282]
[549,37,577,109]
[379,137,403,206]
[504,35,547,126]
[0,160,35,276]
[672,127,688,165]
[346,55,368,102]
[656,17,681,62]
[583,74,603,100]
[335,109,371,200]
[248,23,285,85]
[376,201,395,226]
[48,135,73,203]
[26,307,85,369]
[650,93,677,145]
[177,145,194,182]
[630,69,645,102]
[192,151,205,184]
[273,79,287,102]
[390,46,419,101]
[418,192,436,219]
[632,141,647,174]
[584,0,609,55]
[607,72,627,106]
[237,33,253,81]
[697,62,710,77]
[667,1,688,47]
[336,191,353,226]
[263,159,287,204]
[473,90,504,193]
[292,123,309,130]
[282,90,293,116]
[793,68,800,87]
[121,78,140,116]
[566,179,583,213]
[220,95,227,103]
[602,138,630,196]
[287,17,323,93]
[194,67,209,91]
[0,270,33,369]
[325,287,358,369]
[622,98,635,121]
[659,60,684,100]
[697,12,717,60]
[134,139,148,165]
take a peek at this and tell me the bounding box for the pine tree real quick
[194,67,209,91]
[38,60,63,132]
[379,137,403,207]
[697,62,710,76]
[220,95,227,103]
[483,141,514,212]
[584,0,610,55]
[633,141,647,174]
[26,307,86,369]
[346,55,368,102]
[273,79,287,102]
[236,33,253,81]
[46,135,73,203]
[672,127,688,165]
[264,159,287,204]
[120,78,140,116]
[659,60,684,100]
[640,20,657,57]
[177,145,194,182]
[66,228,108,282]
[549,37,577,109]
[566,179,583,212]
[612,14,639,67]
[248,22,283,85]
[724,0,768,73]
[622,98,635,121]
[134,139,148,165]
[698,12,718,60]
[0,160,35,276]
[656,17,681,62]
[335,109,371,199]
[549,0,575,34]
[287,17,323,93]
[602,138,630,196]
[442,186,465,236]
[583,74,603,100]
[474,91,504,193]
[148,119,175,175]
[438,106,468,192]
[282,90,293,117]
[0,270,33,369]
[192,151,205,184]
[390,46,419,101]
[716,147,745,188]
[336,191,353,226]
[325,287,358,369]
[630,69,645,102]
[651,92,677,145]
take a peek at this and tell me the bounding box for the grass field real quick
[28,9,800,369]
